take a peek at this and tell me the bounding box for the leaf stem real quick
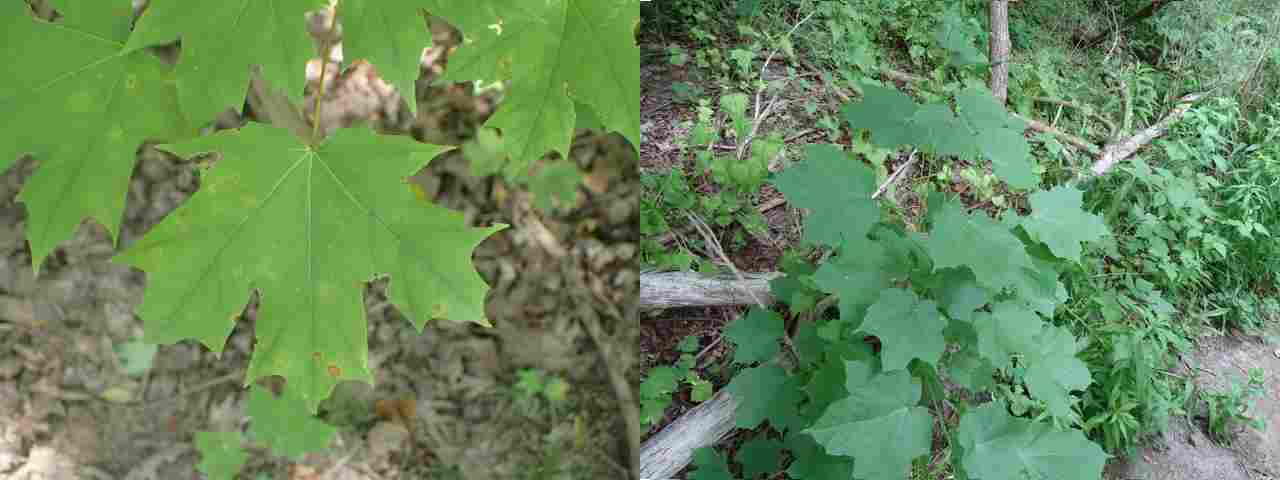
[311,0,341,143]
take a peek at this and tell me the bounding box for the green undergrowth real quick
[641,0,1280,476]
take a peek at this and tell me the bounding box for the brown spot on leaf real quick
[327,364,341,378]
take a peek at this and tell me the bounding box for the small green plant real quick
[640,335,712,429]
[640,90,778,270]
[514,368,572,407]
[1201,368,1267,444]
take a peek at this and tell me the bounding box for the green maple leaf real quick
[247,385,337,459]
[424,0,640,174]
[125,0,318,125]
[724,307,784,365]
[194,431,247,480]
[688,447,734,480]
[735,437,783,479]
[1023,325,1092,419]
[784,432,855,480]
[725,364,804,431]
[340,0,433,115]
[923,198,1035,292]
[972,302,1043,370]
[861,288,946,371]
[772,144,878,248]
[842,84,920,148]
[113,124,501,412]
[1019,185,1110,263]
[49,0,133,43]
[957,401,1108,480]
[1,3,192,274]
[804,362,933,480]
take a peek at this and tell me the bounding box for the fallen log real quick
[1088,91,1209,177]
[640,389,739,480]
[1010,111,1101,155]
[640,271,781,311]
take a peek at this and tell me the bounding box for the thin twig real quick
[737,11,816,162]
[138,371,243,406]
[321,444,361,480]
[872,148,918,200]
[683,212,768,311]
[784,128,818,143]
[576,297,640,480]
[1031,96,1117,137]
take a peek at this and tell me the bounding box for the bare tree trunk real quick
[640,389,739,480]
[989,0,1011,103]
[640,271,780,311]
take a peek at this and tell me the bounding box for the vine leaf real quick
[924,198,1035,292]
[955,88,1036,189]
[1019,185,1110,263]
[773,144,879,248]
[340,0,433,115]
[246,385,337,459]
[1010,256,1069,317]
[688,447,734,480]
[931,267,989,323]
[1023,324,1092,419]
[735,437,784,479]
[2,3,192,274]
[934,8,985,66]
[725,364,804,431]
[957,401,1109,480]
[724,307,784,365]
[910,103,973,157]
[424,0,640,174]
[972,302,1043,370]
[193,431,247,480]
[947,350,997,392]
[125,0,318,126]
[842,84,920,148]
[814,235,910,324]
[784,432,855,480]
[861,288,946,371]
[113,124,501,412]
[805,362,933,480]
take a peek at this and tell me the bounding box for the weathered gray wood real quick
[640,389,738,480]
[640,271,781,311]
[1090,91,1208,176]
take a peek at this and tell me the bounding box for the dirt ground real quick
[1107,328,1280,480]
[0,12,639,480]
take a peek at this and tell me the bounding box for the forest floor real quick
[0,20,639,480]
[639,36,1280,480]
